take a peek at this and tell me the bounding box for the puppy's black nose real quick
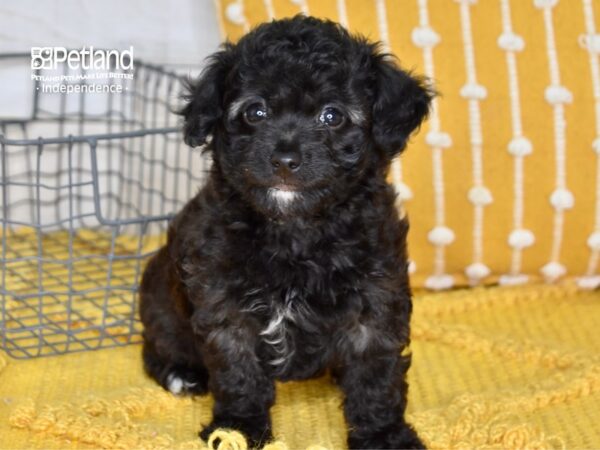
[270,150,301,172]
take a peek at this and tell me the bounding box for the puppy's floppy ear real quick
[371,55,434,157]
[179,45,235,148]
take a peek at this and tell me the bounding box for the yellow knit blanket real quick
[1,283,599,449]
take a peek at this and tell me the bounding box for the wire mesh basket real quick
[0,53,208,358]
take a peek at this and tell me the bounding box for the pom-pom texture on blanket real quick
[216,0,600,290]
[1,283,599,448]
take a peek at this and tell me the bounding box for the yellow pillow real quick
[214,0,600,290]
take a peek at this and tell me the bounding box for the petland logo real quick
[31,47,134,70]
[30,47,134,94]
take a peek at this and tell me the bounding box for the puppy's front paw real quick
[199,414,273,449]
[348,422,426,449]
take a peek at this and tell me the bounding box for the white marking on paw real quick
[167,373,183,395]
[167,372,198,395]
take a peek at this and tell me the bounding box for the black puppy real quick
[139,15,431,449]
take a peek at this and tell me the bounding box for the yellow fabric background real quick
[214,0,599,287]
[2,283,599,449]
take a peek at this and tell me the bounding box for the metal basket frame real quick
[0,52,206,358]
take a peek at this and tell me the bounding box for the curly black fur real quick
[139,15,432,449]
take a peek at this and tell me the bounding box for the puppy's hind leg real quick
[142,338,209,395]
[139,248,209,396]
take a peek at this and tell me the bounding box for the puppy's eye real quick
[318,107,344,128]
[244,103,268,124]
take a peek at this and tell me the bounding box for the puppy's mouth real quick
[243,174,331,216]
[271,183,298,192]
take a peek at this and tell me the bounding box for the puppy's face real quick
[181,16,432,218]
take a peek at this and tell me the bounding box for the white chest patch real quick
[268,188,298,208]
[259,288,308,369]
[260,306,293,368]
